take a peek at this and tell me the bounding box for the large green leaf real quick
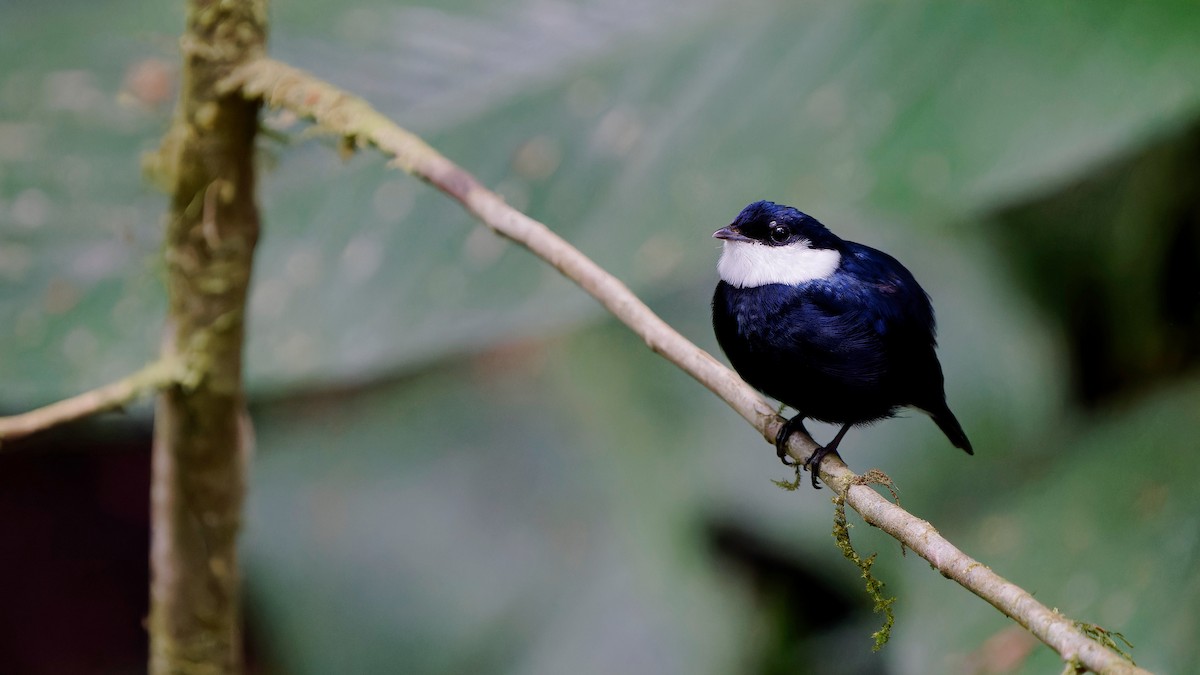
[4,0,1200,405]
[244,311,762,675]
[893,380,1200,674]
[244,294,1199,673]
[0,1,179,405]
[243,278,1061,674]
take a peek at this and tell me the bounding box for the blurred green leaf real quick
[0,1,180,405]
[892,380,1200,674]
[244,312,763,675]
[244,282,1057,674]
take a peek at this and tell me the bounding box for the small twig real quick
[0,357,183,445]
[223,57,1153,675]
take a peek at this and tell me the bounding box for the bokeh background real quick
[2,0,1198,673]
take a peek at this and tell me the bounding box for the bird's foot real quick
[776,417,847,489]
[802,445,833,490]
[774,416,808,467]
[801,422,853,489]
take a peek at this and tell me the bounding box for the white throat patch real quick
[717,240,841,288]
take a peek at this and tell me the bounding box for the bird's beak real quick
[713,226,752,243]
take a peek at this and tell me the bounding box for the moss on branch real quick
[148,1,266,674]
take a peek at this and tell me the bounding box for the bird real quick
[711,200,973,488]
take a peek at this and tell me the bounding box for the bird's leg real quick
[774,415,809,466]
[804,422,853,489]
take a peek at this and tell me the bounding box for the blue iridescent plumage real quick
[712,201,972,487]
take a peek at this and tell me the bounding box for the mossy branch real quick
[148,0,266,673]
[222,57,1151,674]
[0,358,185,446]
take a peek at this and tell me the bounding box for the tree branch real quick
[0,358,184,444]
[145,1,267,673]
[222,58,1150,675]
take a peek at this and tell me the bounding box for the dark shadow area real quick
[0,419,152,675]
[0,417,272,675]
[705,517,889,675]
[992,124,1200,407]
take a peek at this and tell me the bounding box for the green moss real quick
[771,465,804,491]
[774,467,901,650]
[832,493,897,651]
[1074,621,1137,665]
[194,101,220,130]
[1061,657,1085,675]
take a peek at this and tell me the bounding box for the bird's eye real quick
[769,225,790,244]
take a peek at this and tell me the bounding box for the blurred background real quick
[2,0,1199,673]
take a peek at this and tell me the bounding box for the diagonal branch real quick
[0,357,184,445]
[222,57,1150,675]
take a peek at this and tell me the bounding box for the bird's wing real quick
[838,243,936,345]
[778,244,936,384]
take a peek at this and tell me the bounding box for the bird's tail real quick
[931,408,974,456]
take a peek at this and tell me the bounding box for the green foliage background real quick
[2,0,1198,673]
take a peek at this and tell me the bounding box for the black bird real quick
[711,201,973,488]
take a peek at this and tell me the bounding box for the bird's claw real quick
[776,416,837,489]
[774,418,798,465]
[802,445,833,490]
[775,438,794,466]
[775,416,808,471]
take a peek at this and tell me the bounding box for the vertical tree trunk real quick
[149,1,266,673]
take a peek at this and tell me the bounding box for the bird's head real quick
[713,201,843,288]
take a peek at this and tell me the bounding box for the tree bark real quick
[148,1,266,673]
